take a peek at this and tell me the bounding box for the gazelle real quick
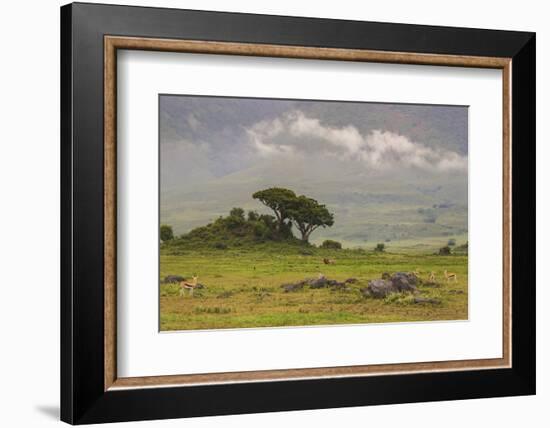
[444,270,457,282]
[180,276,199,296]
[428,271,437,282]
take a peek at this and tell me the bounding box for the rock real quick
[391,272,419,289]
[361,279,394,298]
[281,282,305,292]
[327,280,347,290]
[281,275,354,292]
[413,297,441,305]
[309,277,329,289]
[361,273,419,298]
[163,275,185,284]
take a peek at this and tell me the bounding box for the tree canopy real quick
[252,188,296,232]
[252,187,334,242]
[288,195,334,242]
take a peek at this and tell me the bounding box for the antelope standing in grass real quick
[444,270,457,282]
[180,276,199,296]
[428,271,437,282]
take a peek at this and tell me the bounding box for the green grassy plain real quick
[160,243,467,331]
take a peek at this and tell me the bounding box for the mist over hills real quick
[160,95,468,249]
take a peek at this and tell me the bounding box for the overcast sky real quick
[159,95,469,240]
[160,95,468,190]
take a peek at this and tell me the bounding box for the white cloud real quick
[246,111,467,172]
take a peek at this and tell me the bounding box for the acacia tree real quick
[252,188,296,232]
[288,196,334,242]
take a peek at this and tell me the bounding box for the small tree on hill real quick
[374,243,385,252]
[160,224,174,241]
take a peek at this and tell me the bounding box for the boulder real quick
[281,282,305,293]
[163,275,185,284]
[361,279,393,298]
[281,276,349,292]
[309,276,329,289]
[390,272,419,292]
[361,273,419,299]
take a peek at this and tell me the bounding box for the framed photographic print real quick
[61,2,536,424]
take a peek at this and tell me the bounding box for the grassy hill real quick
[161,159,468,252]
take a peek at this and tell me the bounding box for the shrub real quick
[213,242,228,250]
[229,207,245,219]
[374,243,386,252]
[320,239,342,250]
[438,246,451,255]
[253,222,270,238]
[455,241,468,253]
[247,210,259,222]
[160,224,174,241]
[223,214,246,230]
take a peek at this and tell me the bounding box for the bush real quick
[320,239,342,250]
[247,210,259,222]
[374,243,386,252]
[253,222,270,238]
[223,214,246,230]
[160,224,174,241]
[438,246,451,255]
[213,242,228,250]
[229,207,245,219]
[455,241,468,253]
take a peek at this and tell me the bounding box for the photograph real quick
[159,95,469,331]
